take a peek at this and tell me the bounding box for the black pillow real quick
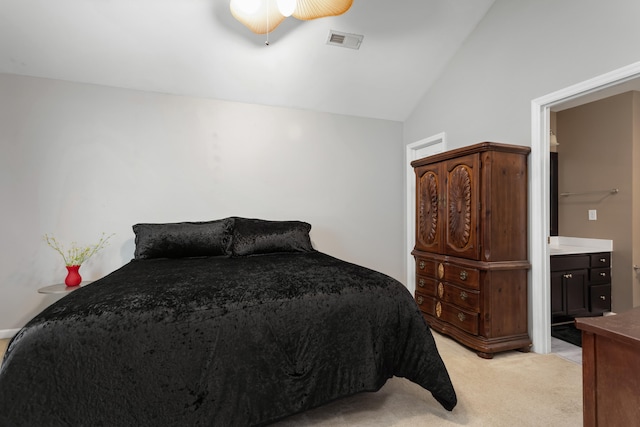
[132,218,234,260]
[231,217,314,256]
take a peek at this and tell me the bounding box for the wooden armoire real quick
[411,142,531,358]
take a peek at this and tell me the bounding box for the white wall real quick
[404,0,640,148]
[0,73,404,332]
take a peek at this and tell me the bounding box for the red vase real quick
[65,265,82,287]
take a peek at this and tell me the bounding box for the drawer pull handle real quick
[418,279,425,287]
[438,263,445,279]
[457,312,466,322]
[436,302,442,318]
[416,296,424,305]
[438,282,444,298]
[460,291,468,301]
[419,261,425,270]
[600,272,606,277]
[459,270,468,281]
[600,258,606,263]
[563,273,573,279]
[600,296,607,300]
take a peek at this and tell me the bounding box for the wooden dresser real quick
[411,142,531,358]
[576,308,640,426]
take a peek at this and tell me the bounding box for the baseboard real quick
[0,329,20,339]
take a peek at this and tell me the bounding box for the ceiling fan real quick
[230,0,353,35]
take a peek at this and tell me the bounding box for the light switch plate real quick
[589,210,597,221]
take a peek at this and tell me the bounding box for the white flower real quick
[43,233,114,266]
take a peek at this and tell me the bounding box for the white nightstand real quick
[37,282,92,295]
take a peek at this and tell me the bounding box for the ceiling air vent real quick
[326,30,363,50]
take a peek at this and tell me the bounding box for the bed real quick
[0,217,457,426]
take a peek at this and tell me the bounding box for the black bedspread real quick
[0,252,456,426]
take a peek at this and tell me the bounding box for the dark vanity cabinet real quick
[551,252,611,323]
[551,257,589,320]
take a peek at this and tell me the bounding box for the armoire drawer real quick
[414,291,435,315]
[436,300,479,335]
[416,274,438,297]
[415,257,437,277]
[441,282,480,312]
[443,263,480,289]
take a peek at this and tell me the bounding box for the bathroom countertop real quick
[549,236,613,256]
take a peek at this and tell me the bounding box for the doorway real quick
[530,61,640,353]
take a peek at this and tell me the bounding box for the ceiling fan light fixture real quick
[230,0,354,37]
[276,0,297,17]
[230,0,286,34]
[231,0,261,15]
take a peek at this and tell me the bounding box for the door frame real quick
[530,61,640,353]
[405,133,445,296]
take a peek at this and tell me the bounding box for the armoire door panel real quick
[415,164,443,253]
[444,154,479,259]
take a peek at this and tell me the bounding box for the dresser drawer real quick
[590,284,611,313]
[416,274,438,297]
[590,252,610,268]
[442,283,480,312]
[551,254,590,271]
[437,300,479,335]
[443,263,480,289]
[414,291,435,315]
[415,257,437,277]
[590,268,611,284]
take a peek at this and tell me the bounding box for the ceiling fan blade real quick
[292,0,354,20]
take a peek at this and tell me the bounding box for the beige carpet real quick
[0,333,582,426]
[0,340,9,363]
[273,332,583,426]
[0,339,7,366]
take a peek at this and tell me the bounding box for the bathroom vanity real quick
[549,237,613,324]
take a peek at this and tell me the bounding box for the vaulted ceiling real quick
[0,0,495,121]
